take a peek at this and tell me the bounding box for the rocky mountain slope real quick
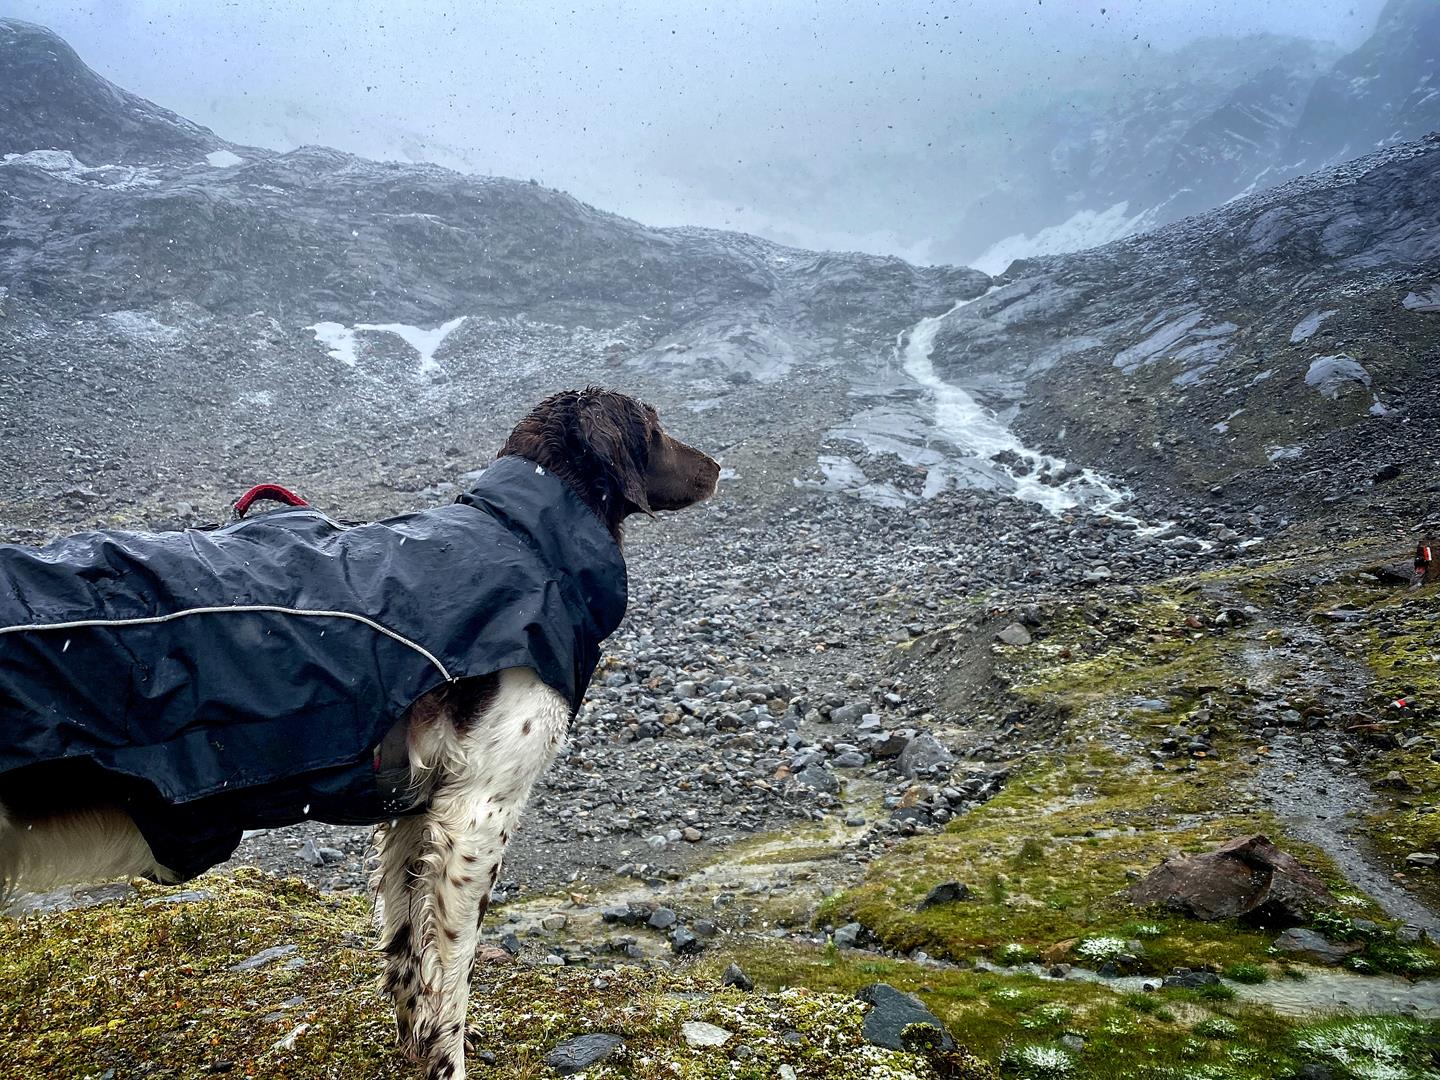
[3,17,1440,1080]
[926,136,1440,524]
[962,0,1440,270]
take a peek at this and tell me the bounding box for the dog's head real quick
[499,387,720,539]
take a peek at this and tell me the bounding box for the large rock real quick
[792,764,839,794]
[856,983,954,1051]
[995,622,1033,646]
[897,733,955,779]
[1125,834,1333,925]
[1304,354,1372,400]
[544,1034,626,1075]
[917,881,973,911]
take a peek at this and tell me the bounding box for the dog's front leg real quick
[406,792,501,1080]
[407,669,570,1080]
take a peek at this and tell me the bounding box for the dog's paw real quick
[464,1025,498,1066]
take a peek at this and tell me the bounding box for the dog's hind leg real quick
[402,668,569,1080]
[374,812,431,1055]
[0,803,173,897]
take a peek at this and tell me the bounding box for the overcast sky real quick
[11,1,1389,259]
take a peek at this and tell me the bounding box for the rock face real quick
[954,0,1440,267]
[0,20,223,164]
[1125,834,1334,925]
[928,133,1440,518]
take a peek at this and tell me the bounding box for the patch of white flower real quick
[1336,893,1370,908]
[1019,1004,1073,1029]
[996,942,1030,963]
[1296,1017,1426,1080]
[1003,1044,1075,1078]
[1399,949,1438,974]
[1074,936,1130,962]
[1195,1017,1239,1038]
[1131,923,1164,938]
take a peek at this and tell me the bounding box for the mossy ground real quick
[824,553,1440,982]
[1356,582,1440,867]
[700,940,1440,1080]
[0,871,979,1080]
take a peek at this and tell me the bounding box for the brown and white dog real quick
[0,387,719,1080]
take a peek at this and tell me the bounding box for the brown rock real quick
[1124,834,1333,925]
[1041,939,1077,965]
[475,945,516,966]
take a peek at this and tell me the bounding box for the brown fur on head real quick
[498,387,720,541]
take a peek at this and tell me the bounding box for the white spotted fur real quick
[0,666,568,1080]
[374,666,569,1079]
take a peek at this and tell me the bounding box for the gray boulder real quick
[897,733,955,778]
[544,1034,626,1075]
[792,764,839,794]
[1272,928,1364,966]
[996,622,1033,646]
[1305,354,1372,399]
[856,983,954,1051]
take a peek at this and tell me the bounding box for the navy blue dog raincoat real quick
[0,456,627,879]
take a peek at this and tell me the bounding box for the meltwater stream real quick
[822,292,1134,516]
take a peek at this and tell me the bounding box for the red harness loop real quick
[233,483,311,519]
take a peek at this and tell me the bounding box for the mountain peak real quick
[0,18,223,166]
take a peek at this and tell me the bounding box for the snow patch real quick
[204,149,244,168]
[306,317,467,374]
[1,149,158,190]
[357,318,468,374]
[971,202,1152,275]
[308,322,359,367]
[1290,309,1337,343]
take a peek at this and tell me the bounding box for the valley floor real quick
[5,455,1440,1078]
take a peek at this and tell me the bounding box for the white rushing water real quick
[898,292,1131,514]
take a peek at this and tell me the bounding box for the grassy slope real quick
[0,870,989,1080]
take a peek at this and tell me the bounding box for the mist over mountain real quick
[9,0,1431,270]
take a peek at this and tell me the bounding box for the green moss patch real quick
[818,751,1333,974]
[1,870,989,1079]
[705,940,1440,1080]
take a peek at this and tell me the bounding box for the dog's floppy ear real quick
[573,390,654,516]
